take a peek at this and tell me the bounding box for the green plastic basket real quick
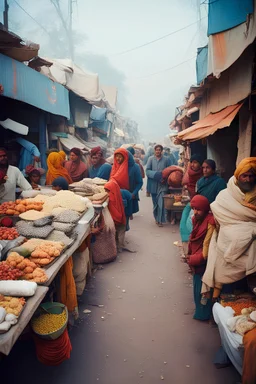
[31,302,68,340]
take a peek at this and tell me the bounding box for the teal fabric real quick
[151,190,166,224]
[16,138,40,175]
[196,46,208,85]
[193,274,212,321]
[196,174,226,204]
[180,203,193,242]
[88,163,112,180]
[208,0,253,35]
[128,152,143,214]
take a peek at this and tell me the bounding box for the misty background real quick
[6,0,208,142]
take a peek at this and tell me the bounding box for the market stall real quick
[0,189,94,356]
[213,296,256,375]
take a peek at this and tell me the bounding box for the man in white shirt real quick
[0,148,32,203]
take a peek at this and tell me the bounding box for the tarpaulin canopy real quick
[0,53,70,118]
[208,0,253,35]
[196,46,208,85]
[207,0,256,78]
[178,103,243,142]
[40,58,105,106]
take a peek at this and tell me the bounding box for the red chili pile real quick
[0,261,23,280]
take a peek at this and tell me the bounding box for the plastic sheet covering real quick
[207,0,256,78]
[213,303,243,375]
[208,0,253,35]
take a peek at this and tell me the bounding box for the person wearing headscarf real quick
[127,151,143,215]
[52,177,69,191]
[46,148,59,157]
[146,144,173,226]
[187,195,215,321]
[196,159,226,204]
[105,179,127,252]
[88,146,112,180]
[182,154,203,199]
[180,158,225,256]
[127,147,145,179]
[64,147,88,183]
[25,165,45,190]
[110,148,130,190]
[59,151,66,164]
[202,157,256,302]
[46,152,73,185]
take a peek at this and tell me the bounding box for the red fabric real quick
[135,158,145,178]
[105,179,126,225]
[162,166,183,188]
[188,212,215,267]
[70,147,81,156]
[110,148,129,190]
[190,195,210,212]
[0,170,6,180]
[183,165,203,198]
[167,170,183,187]
[65,160,88,182]
[33,328,72,366]
[90,146,105,165]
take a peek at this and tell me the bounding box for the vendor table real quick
[0,206,94,356]
[0,286,49,355]
[43,206,94,286]
[213,303,243,375]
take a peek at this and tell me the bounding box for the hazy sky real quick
[7,0,208,141]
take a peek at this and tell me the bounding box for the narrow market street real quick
[2,193,240,384]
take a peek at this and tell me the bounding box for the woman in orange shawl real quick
[110,148,129,190]
[104,179,126,225]
[46,152,73,185]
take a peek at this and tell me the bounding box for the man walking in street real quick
[146,144,172,227]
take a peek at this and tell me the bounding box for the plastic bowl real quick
[31,302,68,340]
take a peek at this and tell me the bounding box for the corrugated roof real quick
[178,103,242,141]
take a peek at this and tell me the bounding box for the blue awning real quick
[196,45,208,85]
[208,0,254,35]
[0,53,70,118]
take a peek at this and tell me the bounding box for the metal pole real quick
[3,0,8,30]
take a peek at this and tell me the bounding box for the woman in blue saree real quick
[88,147,112,180]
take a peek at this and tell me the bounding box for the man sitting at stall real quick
[88,147,112,180]
[0,147,32,203]
[202,157,256,300]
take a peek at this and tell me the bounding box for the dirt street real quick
[2,193,240,384]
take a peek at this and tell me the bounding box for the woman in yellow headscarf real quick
[46,152,73,185]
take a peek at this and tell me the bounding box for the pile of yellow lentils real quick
[32,311,67,334]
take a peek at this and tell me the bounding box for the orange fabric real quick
[46,152,73,185]
[105,179,126,225]
[110,148,129,190]
[33,328,72,366]
[59,257,78,312]
[59,151,66,162]
[242,327,256,384]
[178,103,243,141]
[234,157,256,179]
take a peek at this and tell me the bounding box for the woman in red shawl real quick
[182,154,203,198]
[187,195,215,321]
[64,148,88,183]
[105,179,126,252]
[110,148,129,190]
